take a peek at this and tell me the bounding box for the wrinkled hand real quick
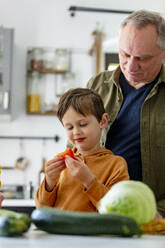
[65,155,95,189]
[0,193,4,208]
[45,156,66,191]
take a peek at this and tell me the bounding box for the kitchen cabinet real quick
[0,27,14,120]
[26,47,75,115]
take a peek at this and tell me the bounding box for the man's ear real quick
[100,113,109,129]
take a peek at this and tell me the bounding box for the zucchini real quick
[31,207,142,237]
[0,209,31,236]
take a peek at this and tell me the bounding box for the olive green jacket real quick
[87,64,165,217]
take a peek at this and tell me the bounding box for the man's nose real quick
[127,57,139,71]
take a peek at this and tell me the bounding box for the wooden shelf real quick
[28,68,68,74]
[0,135,60,142]
[27,110,57,116]
[26,47,71,117]
[1,166,15,170]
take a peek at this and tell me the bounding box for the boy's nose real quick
[73,127,81,135]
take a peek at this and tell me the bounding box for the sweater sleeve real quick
[83,177,108,208]
[35,177,58,208]
[84,157,129,210]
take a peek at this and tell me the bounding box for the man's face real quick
[119,23,165,88]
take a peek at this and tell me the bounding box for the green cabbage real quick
[98,181,156,225]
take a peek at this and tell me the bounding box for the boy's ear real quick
[100,113,109,129]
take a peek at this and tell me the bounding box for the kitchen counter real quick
[2,199,35,207]
[1,199,36,216]
[0,226,165,248]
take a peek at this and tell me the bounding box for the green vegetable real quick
[31,206,142,237]
[0,209,31,236]
[98,180,156,225]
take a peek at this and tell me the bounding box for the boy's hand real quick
[56,148,75,160]
[65,155,95,189]
[45,156,66,191]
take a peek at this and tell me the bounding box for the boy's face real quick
[62,106,108,155]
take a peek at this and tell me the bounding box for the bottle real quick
[27,71,41,113]
[0,33,3,69]
[54,49,69,72]
[62,71,76,89]
[30,48,44,71]
[25,181,33,199]
[0,73,3,106]
[43,48,55,71]
[38,157,46,186]
[29,181,33,199]
[55,72,76,97]
[16,185,24,199]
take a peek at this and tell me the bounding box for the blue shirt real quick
[105,73,157,180]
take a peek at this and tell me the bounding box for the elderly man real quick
[87,9,165,218]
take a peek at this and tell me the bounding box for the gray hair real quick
[121,9,165,50]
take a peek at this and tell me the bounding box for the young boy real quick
[35,88,129,212]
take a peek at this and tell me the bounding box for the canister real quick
[27,71,41,113]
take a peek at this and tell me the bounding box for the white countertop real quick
[0,226,165,248]
[2,199,35,207]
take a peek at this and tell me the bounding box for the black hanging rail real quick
[68,6,133,17]
[0,135,60,142]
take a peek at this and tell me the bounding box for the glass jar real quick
[0,73,3,106]
[43,48,55,71]
[54,48,69,72]
[0,33,3,69]
[63,71,76,88]
[30,48,44,71]
[27,72,41,113]
[0,32,3,53]
[55,72,76,97]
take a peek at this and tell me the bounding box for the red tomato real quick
[56,148,75,160]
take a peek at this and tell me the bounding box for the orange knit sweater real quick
[35,147,129,212]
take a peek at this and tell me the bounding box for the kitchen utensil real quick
[38,139,46,185]
[24,181,34,199]
[88,24,104,74]
[15,139,29,170]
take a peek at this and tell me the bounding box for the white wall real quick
[0,0,164,188]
